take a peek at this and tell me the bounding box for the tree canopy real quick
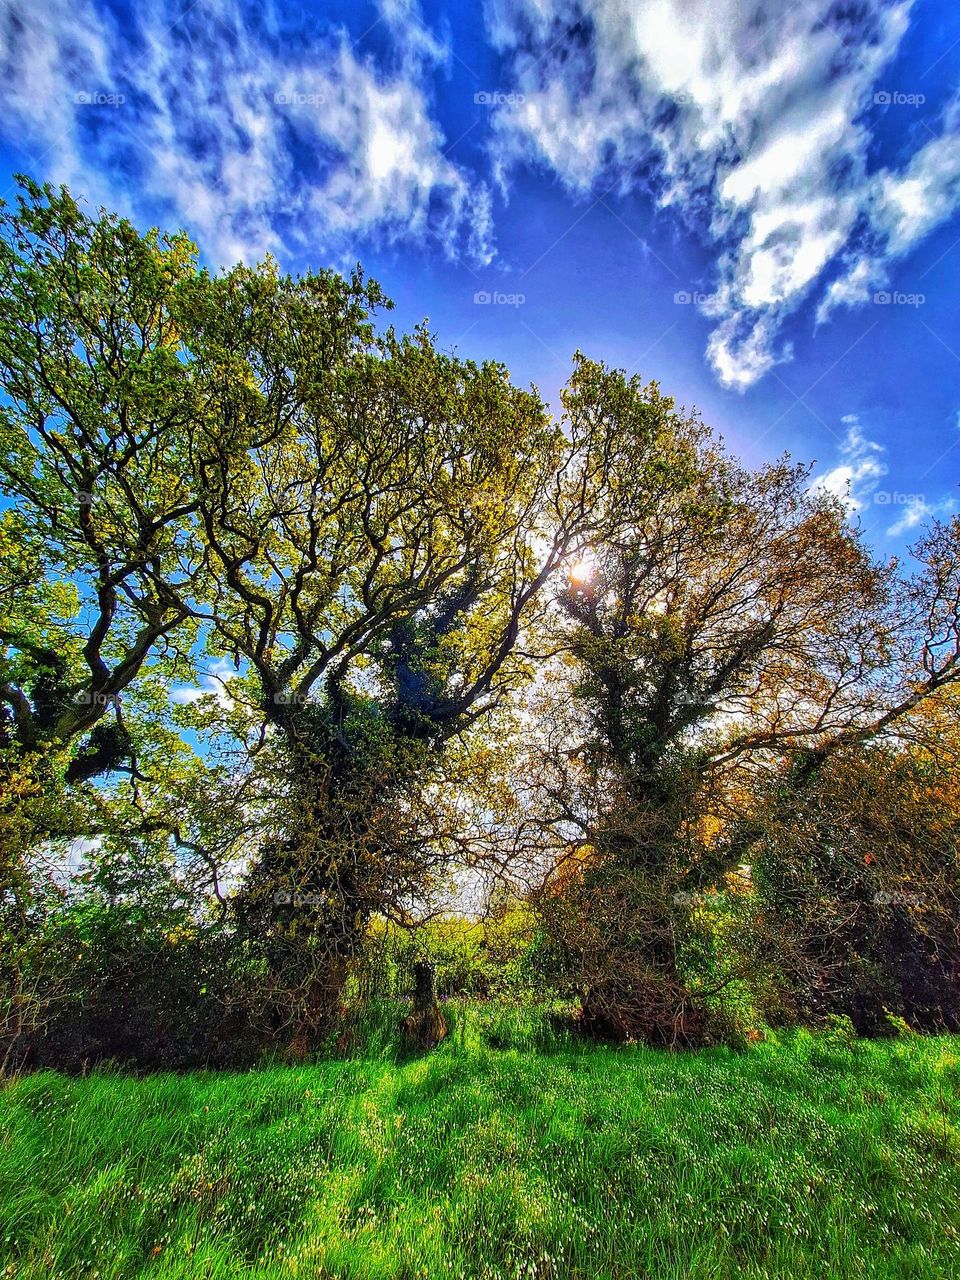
[1,177,958,1061]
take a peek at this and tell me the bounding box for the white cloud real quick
[485,0,960,388]
[170,658,237,708]
[3,0,956,383]
[811,416,887,512]
[886,493,958,537]
[0,0,492,266]
[819,130,960,322]
[810,416,958,534]
[817,257,879,321]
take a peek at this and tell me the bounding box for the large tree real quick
[0,179,204,793]
[524,361,960,1043]
[171,272,629,1045]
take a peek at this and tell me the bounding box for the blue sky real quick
[1,0,959,552]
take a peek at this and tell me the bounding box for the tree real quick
[0,182,633,1049]
[526,360,960,1043]
[170,272,627,1047]
[0,178,205,812]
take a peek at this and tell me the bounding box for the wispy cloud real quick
[818,125,960,322]
[0,0,493,266]
[170,658,238,708]
[2,0,956,389]
[810,414,958,534]
[484,0,960,388]
[886,492,958,537]
[811,415,887,512]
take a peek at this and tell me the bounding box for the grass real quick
[1,1004,959,1279]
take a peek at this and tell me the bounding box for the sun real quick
[568,557,595,586]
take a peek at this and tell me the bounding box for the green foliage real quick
[2,177,960,1074]
[357,907,541,1004]
[0,177,204,769]
[1,845,265,1072]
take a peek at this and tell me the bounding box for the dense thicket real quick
[1,179,958,1069]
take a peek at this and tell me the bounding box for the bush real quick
[1,847,266,1073]
[25,905,263,1071]
[751,748,960,1035]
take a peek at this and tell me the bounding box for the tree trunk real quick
[402,960,447,1050]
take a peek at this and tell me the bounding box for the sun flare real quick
[568,557,595,585]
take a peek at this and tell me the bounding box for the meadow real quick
[2,1007,959,1280]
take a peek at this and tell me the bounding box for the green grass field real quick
[2,1007,959,1279]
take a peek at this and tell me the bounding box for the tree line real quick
[2,178,959,1069]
